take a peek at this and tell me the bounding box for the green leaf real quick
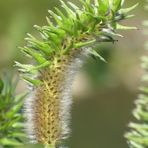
[10,132,26,138]
[12,122,24,128]
[119,3,139,14]
[48,10,62,25]
[60,0,75,17]
[15,61,50,73]
[116,24,137,30]
[111,0,122,12]
[0,138,22,146]
[15,62,36,73]
[14,93,27,104]
[89,49,107,63]
[102,28,123,37]
[6,100,23,118]
[79,0,93,13]
[68,1,79,10]
[20,46,47,64]
[98,0,109,15]
[124,14,135,19]
[25,32,52,55]
[23,77,42,86]
[54,7,67,21]
[74,39,96,48]
[121,0,125,6]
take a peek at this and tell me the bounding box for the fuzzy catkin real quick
[24,47,89,146]
[19,0,136,146]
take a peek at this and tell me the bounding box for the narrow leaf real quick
[119,3,139,14]
[116,24,137,30]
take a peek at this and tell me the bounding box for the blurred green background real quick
[0,0,147,148]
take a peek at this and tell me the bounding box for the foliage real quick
[125,1,148,148]
[16,0,138,84]
[0,75,26,148]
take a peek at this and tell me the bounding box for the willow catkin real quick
[24,48,89,146]
[18,0,137,147]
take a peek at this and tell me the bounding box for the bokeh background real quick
[0,0,147,148]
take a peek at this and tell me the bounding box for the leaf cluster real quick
[0,76,26,147]
[16,0,138,85]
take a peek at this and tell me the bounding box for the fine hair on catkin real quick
[24,47,90,146]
